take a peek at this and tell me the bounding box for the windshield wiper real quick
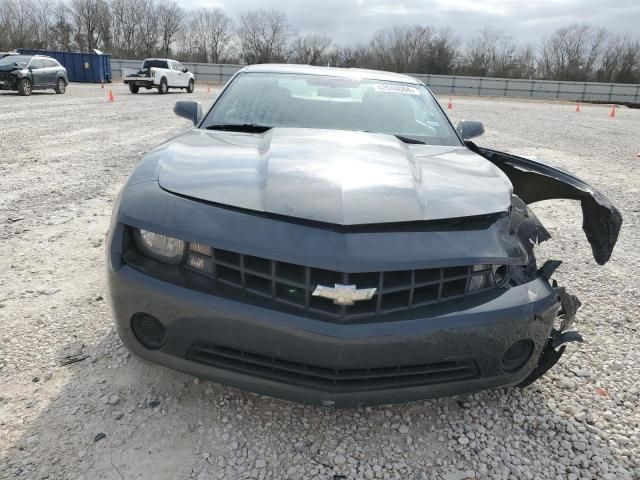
[206,123,272,133]
[393,134,426,144]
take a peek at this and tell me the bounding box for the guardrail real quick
[415,74,640,104]
[110,58,640,104]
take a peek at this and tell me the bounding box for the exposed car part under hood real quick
[469,143,622,265]
[157,128,513,225]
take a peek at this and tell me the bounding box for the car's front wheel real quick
[55,78,66,94]
[18,78,32,96]
[186,79,194,93]
[129,83,139,94]
[158,77,168,95]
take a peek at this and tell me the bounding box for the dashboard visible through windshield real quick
[202,72,462,146]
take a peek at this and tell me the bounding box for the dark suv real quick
[0,55,68,96]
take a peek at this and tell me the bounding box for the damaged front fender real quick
[517,284,584,388]
[468,144,622,265]
[466,145,622,387]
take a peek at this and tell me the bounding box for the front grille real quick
[187,343,479,392]
[183,243,501,321]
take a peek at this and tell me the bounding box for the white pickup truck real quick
[122,58,195,94]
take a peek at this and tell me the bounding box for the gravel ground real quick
[0,83,638,480]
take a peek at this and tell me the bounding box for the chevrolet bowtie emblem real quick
[312,284,377,306]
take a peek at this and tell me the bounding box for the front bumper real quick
[108,251,560,406]
[0,77,16,90]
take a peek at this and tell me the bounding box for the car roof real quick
[241,64,421,85]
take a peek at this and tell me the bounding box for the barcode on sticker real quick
[373,84,420,95]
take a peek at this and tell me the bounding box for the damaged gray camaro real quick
[106,65,622,406]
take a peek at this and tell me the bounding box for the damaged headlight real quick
[469,264,491,291]
[469,265,508,291]
[133,229,185,265]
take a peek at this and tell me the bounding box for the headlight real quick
[133,229,185,265]
[469,264,492,291]
[468,264,508,291]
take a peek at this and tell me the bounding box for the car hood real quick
[157,128,513,224]
[0,64,21,72]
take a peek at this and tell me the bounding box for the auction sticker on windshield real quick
[373,84,420,95]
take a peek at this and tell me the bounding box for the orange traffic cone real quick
[447,97,453,109]
[108,89,114,102]
[575,102,581,112]
[609,104,616,118]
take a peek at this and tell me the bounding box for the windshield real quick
[143,59,168,69]
[202,72,461,146]
[0,55,30,67]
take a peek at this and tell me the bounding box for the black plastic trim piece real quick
[468,143,622,265]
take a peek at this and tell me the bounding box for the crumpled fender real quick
[517,282,584,388]
[467,143,622,265]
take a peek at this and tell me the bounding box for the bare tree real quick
[462,27,501,76]
[461,27,530,78]
[537,24,608,81]
[597,34,640,83]
[615,37,640,83]
[32,0,55,48]
[187,8,234,63]
[0,0,18,50]
[327,44,372,68]
[138,0,159,56]
[369,25,434,73]
[291,34,332,65]
[237,9,295,64]
[109,0,145,56]
[69,0,110,50]
[0,1,638,84]
[157,1,183,57]
[0,0,37,50]
[50,0,74,50]
[424,27,459,74]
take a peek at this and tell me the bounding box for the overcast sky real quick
[180,0,639,45]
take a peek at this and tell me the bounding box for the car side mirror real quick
[456,120,485,140]
[182,68,189,73]
[174,101,202,126]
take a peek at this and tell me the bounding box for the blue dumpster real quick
[16,48,112,83]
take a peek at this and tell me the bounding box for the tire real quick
[186,79,194,93]
[128,83,139,94]
[55,78,66,94]
[18,78,32,96]
[158,77,168,94]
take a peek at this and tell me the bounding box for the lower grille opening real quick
[187,343,479,392]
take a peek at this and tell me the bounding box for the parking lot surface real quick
[0,83,639,479]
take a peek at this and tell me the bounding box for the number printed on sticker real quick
[373,83,420,95]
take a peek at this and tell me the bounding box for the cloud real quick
[177,0,638,45]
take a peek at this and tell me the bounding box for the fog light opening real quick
[502,339,534,372]
[131,313,166,350]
